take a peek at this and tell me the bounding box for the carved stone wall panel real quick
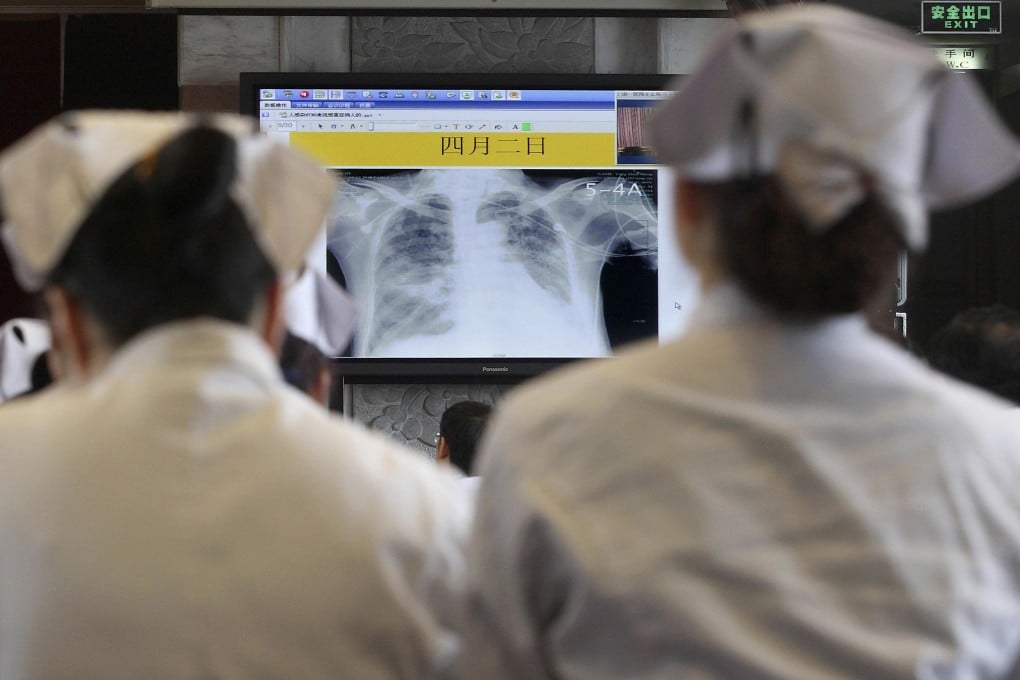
[658,17,731,74]
[351,383,511,458]
[594,17,659,74]
[351,16,594,73]
[179,15,280,85]
[282,16,351,73]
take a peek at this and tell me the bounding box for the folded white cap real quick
[649,4,1020,249]
[0,110,337,290]
[0,318,50,403]
[284,266,359,357]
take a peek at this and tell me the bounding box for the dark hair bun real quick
[146,126,238,224]
[706,176,905,318]
[49,123,274,346]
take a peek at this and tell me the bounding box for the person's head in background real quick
[0,113,334,382]
[650,5,1020,322]
[437,400,493,476]
[279,331,331,405]
[47,128,274,379]
[928,304,1020,406]
[27,351,54,396]
[279,262,358,408]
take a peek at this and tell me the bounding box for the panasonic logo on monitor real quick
[481,366,510,373]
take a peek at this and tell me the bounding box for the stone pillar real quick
[179,15,279,112]
[594,17,659,74]
[658,17,730,73]
[281,16,351,72]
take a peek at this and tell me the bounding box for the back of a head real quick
[28,352,54,395]
[928,305,1020,406]
[48,127,275,346]
[440,401,493,476]
[695,177,905,319]
[650,4,1020,321]
[1,112,337,357]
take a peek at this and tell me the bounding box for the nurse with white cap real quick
[457,6,1020,679]
[0,318,50,403]
[280,233,359,404]
[0,112,470,679]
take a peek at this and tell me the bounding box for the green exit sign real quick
[922,2,1002,34]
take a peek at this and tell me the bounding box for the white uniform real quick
[0,320,470,680]
[459,285,1020,679]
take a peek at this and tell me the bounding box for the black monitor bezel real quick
[240,71,676,383]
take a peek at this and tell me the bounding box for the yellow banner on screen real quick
[289,132,617,167]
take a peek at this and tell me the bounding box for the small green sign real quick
[921,2,1002,34]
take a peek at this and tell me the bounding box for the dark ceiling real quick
[834,1,919,27]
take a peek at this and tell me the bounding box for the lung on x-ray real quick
[326,167,659,359]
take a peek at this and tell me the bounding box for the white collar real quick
[687,282,868,337]
[94,319,281,390]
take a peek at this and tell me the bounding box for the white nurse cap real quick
[649,4,1020,249]
[284,230,360,357]
[0,318,50,403]
[284,268,359,357]
[0,110,336,290]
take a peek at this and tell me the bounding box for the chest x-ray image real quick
[326,167,659,358]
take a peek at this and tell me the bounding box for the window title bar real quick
[258,88,654,104]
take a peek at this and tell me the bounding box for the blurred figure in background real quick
[436,400,493,497]
[0,317,51,403]
[0,112,469,679]
[280,262,358,407]
[928,304,1020,407]
[279,330,332,404]
[457,5,1020,679]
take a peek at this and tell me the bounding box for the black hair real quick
[4,351,53,403]
[48,126,276,346]
[279,331,331,395]
[696,176,906,319]
[439,400,493,476]
[28,351,53,394]
[928,304,1020,406]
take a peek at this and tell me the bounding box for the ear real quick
[436,436,450,464]
[43,286,92,382]
[258,279,286,353]
[675,177,708,233]
[673,178,724,289]
[674,177,703,267]
[45,346,64,383]
[311,365,331,408]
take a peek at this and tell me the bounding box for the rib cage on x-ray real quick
[327,168,658,358]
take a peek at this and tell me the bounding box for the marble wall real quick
[347,382,511,458]
[178,14,730,106]
[177,13,729,452]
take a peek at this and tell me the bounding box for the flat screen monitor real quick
[240,73,699,380]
